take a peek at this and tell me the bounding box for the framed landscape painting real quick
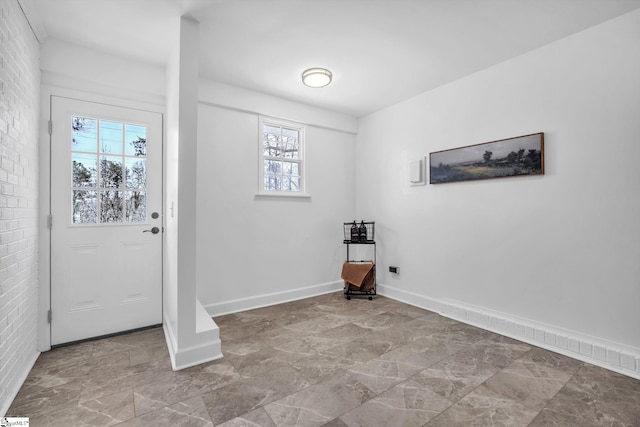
[429,132,544,184]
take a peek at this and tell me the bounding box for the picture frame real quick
[429,132,544,184]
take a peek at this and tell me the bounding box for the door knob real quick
[143,227,160,234]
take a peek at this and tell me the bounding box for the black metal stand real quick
[343,222,376,300]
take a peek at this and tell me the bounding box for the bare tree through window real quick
[71,117,148,224]
[261,119,303,192]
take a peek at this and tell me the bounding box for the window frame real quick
[257,116,309,198]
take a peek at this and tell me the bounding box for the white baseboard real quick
[204,280,344,317]
[1,350,40,417]
[163,300,223,371]
[377,283,640,380]
[163,315,179,368]
[168,338,223,371]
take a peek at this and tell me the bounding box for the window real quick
[71,116,148,224]
[259,117,307,195]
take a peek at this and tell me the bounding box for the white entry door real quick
[50,96,163,345]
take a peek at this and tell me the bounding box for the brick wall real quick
[0,0,40,414]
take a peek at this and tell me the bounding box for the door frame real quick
[38,87,165,351]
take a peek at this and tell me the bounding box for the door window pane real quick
[72,153,97,187]
[72,117,97,152]
[99,121,123,154]
[70,117,148,224]
[100,191,124,223]
[125,124,146,156]
[126,158,146,189]
[100,156,124,188]
[126,191,146,222]
[73,190,97,224]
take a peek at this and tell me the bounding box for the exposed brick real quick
[0,0,40,414]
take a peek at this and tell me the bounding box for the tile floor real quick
[7,292,640,426]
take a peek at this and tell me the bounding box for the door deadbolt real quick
[143,227,160,234]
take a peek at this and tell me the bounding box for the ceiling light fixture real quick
[302,67,332,88]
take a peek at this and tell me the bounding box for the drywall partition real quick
[0,0,40,416]
[356,9,640,378]
[196,85,357,316]
[164,16,222,370]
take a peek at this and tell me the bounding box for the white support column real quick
[164,15,222,370]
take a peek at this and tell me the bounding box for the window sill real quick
[255,192,311,199]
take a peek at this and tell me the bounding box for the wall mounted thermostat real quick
[409,157,427,186]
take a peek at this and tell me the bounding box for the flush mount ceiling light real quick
[302,67,333,88]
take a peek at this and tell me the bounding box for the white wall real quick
[196,83,357,315]
[0,0,40,415]
[357,10,640,377]
[40,38,165,105]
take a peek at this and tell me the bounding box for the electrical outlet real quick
[389,266,399,274]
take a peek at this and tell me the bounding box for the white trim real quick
[37,88,52,353]
[375,283,445,314]
[197,79,358,135]
[170,341,224,371]
[254,192,312,199]
[377,283,640,380]
[163,312,178,361]
[0,350,39,417]
[163,304,223,371]
[198,100,358,136]
[205,280,343,317]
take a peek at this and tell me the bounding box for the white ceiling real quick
[29,0,640,117]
